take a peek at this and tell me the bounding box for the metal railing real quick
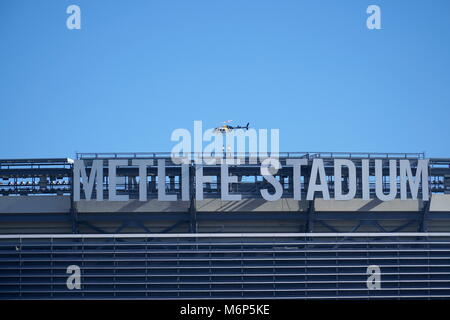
[76,151,426,160]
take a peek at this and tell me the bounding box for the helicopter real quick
[213,120,250,134]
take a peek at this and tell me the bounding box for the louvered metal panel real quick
[0,233,450,299]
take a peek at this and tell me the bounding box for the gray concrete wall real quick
[2,196,447,214]
[0,222,72,234]
[75,199,190,213]
[314,199,423,212]
[0,196,70,214]
[430,194,450,212]
[196,198,308,212]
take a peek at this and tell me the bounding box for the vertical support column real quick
[304,164,314,233]
[69,164,79,234]
[169,176,175,191]
[189,164,198,233]
[305,200,315,233]
[149,175,155,192]
[419,200,430,232]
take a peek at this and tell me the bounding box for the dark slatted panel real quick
[0,234,449,299]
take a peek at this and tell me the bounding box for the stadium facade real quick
[1,152,450,299]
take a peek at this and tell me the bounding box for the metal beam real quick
[419,201,430,232]
[189,165,197,233]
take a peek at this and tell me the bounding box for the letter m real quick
[400,159,429,200]
[74,160,104,201]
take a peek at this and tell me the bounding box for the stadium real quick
[1,151,450,299]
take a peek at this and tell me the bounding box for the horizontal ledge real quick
[2,232,450,239]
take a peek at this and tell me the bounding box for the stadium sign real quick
[73,158,429,202]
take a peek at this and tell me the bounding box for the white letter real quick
[203,128,221,165]
[108,160,129,201]
[269,129,280,160]
[287,158,307,200]
[66,5,81,30]
[334,159,357,200]
[260,158,283,201]
[235,128,258,164]
[66,265,81,290]
[306,159,330,200]
[366,5,381,30]
[221,163,241,201]
[400,159,429,200]
[171,128,191,164]
[366,265,381,290]
[258,129,280,163]
[362,159,370,200]
[258,129,268,162]
[158,159,176,201]
[195,165,214,200]
[193,120,203,164]
[181,163,190,201]
[132,159,153,201]
[73,159,103,201]
[375,159,397,201]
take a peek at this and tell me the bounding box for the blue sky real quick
[1,0,449,158]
